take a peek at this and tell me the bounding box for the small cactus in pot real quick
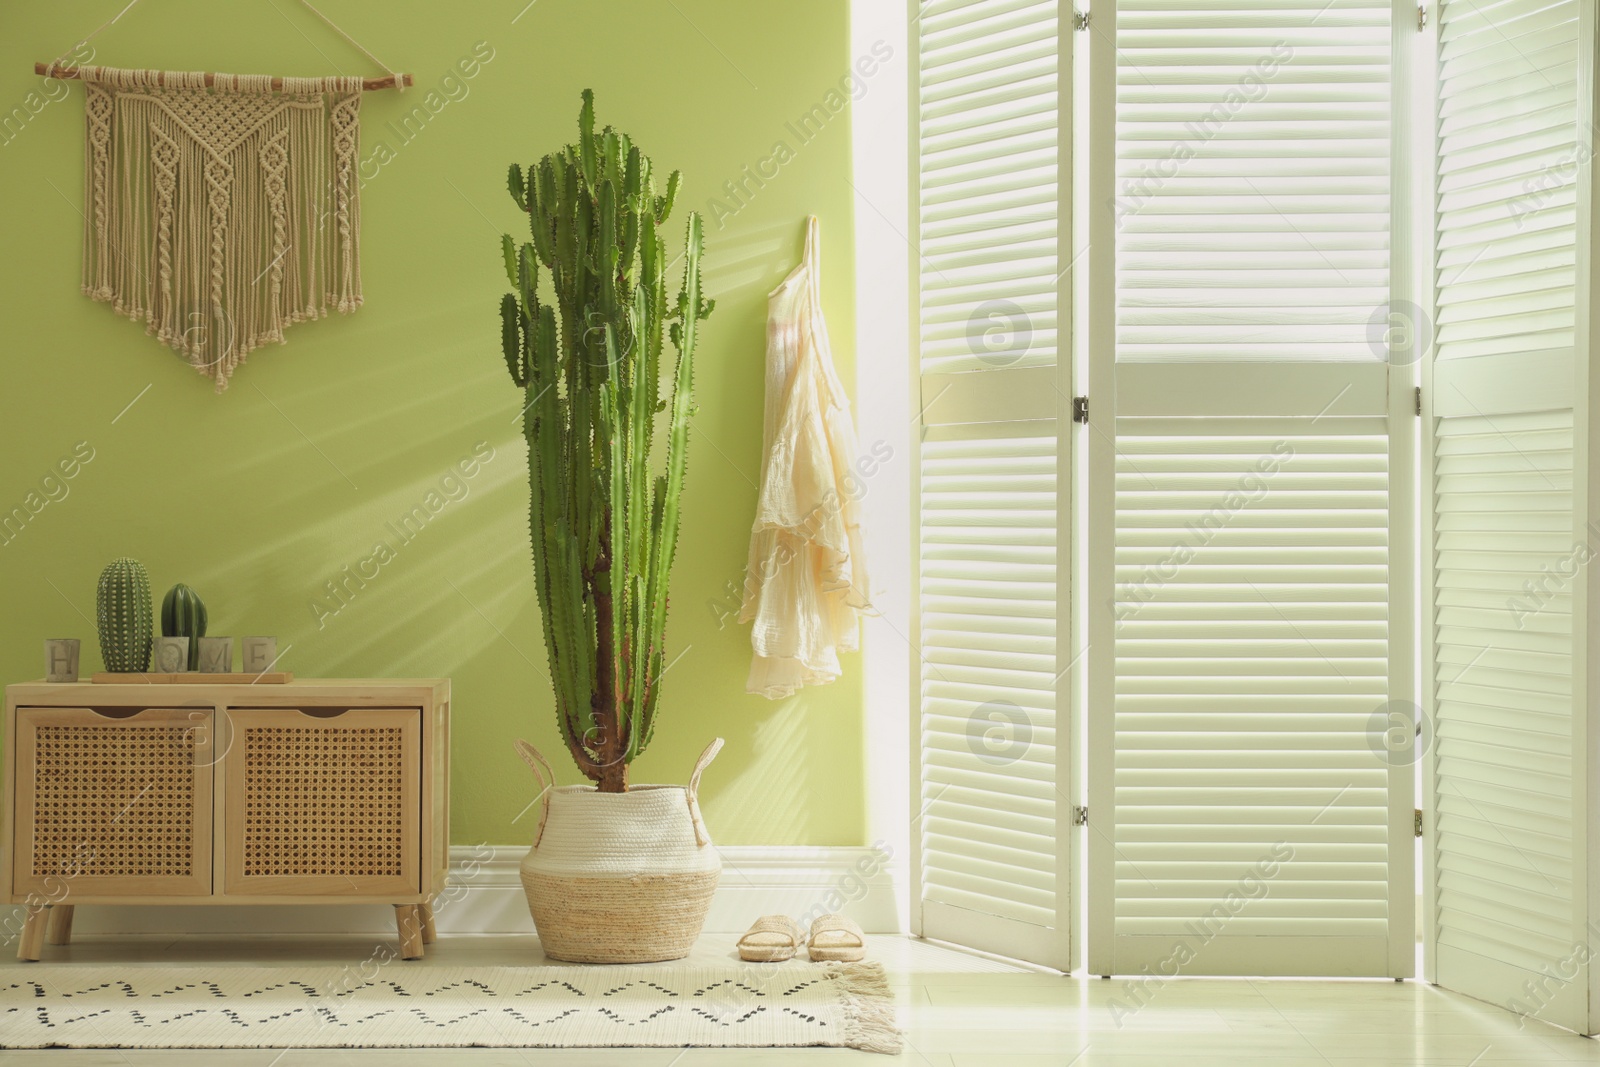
[160,583,208,670]
[96,558,153,672]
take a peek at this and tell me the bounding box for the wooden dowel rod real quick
[34,62,412,91]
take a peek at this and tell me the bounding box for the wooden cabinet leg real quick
[17,907,48,962]
[419,900,436,945]
[45,905,74,946]
[395,904,424,960]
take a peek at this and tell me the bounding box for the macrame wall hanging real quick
[36,0,412,390]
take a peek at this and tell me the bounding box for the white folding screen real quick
[908,0,1599,990]
[1085,0,1416,977]
[1424,0,1597,1031]
[910,0,1074,969]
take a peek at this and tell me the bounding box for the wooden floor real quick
[6,932,1600,1064]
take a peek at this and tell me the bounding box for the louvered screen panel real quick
[1435,0,1577,362]
[919,0,1059,373]
[1426,0,1586,1027]
[919,431,1058,927]
[915,0,1067,967]
[1433,412,1576,975]
[1112,418,1393,960]
[1115,0,1392,361]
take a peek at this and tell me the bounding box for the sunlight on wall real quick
[0,0,864,847]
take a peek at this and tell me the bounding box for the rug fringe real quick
[826,962,903,1055]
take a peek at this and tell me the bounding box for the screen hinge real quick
[1074,805,1089,826]
[1414,808,1423,838]
[1415,386,1422,416]
[1417,4,1428,29]
[1073,9,1090,31]
[1073,395,1089,424]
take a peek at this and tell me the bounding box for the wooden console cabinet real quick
[2,679,449,961]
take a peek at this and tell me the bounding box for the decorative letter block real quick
[241,637,278,674]
[197,637,234,674]
[44,639,80,683]
[155,636,190,673]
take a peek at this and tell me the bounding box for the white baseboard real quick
[4,846,907,940]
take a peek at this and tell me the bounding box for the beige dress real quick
[739,216,869,698]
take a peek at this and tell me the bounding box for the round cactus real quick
[160,583,208,670]
[96,558,153,673]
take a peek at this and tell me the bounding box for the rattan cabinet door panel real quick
[14,707,213,899]
[223,708,420,896]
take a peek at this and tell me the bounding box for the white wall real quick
[851,0,912,930]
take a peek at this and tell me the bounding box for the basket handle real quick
[686,737,724,847]
[514,739,555,846]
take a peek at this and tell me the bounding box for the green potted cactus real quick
[161,583,208,671]
[500,90,721,963]
[96,558,153,673]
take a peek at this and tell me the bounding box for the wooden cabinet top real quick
[6,678,450,708]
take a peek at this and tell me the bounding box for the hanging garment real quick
[739,216,869,699]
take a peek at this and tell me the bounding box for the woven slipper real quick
[807,913,866,962]
[738,915,804,962]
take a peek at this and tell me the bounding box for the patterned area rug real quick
[0,962,900,1053]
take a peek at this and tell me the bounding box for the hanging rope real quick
[294,0,402,85]
[35,0,411,91]
[47,0,142,70]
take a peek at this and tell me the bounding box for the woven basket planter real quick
[515,738,723,964]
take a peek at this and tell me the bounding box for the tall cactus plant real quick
[96,558,153,673]
[499,90,713,793]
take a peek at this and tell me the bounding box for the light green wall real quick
[0,1,867,846]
